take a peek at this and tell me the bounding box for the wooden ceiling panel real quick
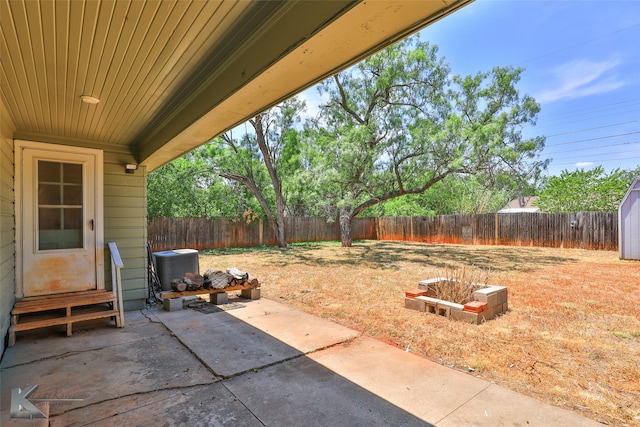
[0,17,30,129]
[4,1,40,132]
[1,0,472,168]
[103,1,209,143]
[97,0,165,143]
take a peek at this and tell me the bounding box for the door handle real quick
[90,219,94,231]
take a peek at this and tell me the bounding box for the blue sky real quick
[301,0,640,177]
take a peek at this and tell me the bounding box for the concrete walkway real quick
[1,298,604,426]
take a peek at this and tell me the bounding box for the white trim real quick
[14,140,104,297]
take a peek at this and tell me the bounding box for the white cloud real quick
[535,58,624,103]
[575,161,595,168]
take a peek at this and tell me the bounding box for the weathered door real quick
[16,141,104,298]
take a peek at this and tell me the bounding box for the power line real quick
[521,23,640,64]
[544,131,640,147]
[532,99,640,129]
[534,107,640,130]
[548,149,640,161]
[543,140,640,156]
[550,157,640,167]
[537,98,640,121]
[544,120,640,138]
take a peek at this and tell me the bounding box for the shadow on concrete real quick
[1,305,433,426]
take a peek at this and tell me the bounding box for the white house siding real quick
[103,153,148,309]
[1,101,16,355]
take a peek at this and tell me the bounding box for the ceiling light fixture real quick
[81,95,100,104]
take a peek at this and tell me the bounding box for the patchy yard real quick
[200,241,640,426]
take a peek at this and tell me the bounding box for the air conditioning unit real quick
[153,249,199,291]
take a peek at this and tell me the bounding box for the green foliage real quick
[147,37,550,233]
[536,166,633,212]
[147,154,213,218]
[361,172,532,216]
[360,194,436,217]
[304,35,545,244]
[420,174,517,214]
[146,149,264,219]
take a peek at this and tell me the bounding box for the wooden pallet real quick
[159,284,254,299]
[9,290,122,347]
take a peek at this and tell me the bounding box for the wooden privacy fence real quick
[147,216,376,251]
[375,212,617,250]
[147,212,618,252]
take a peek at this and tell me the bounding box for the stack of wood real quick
[170,272,204,292]
[170,268,260,292]
[225,267,260,289]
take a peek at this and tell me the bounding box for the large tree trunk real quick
[339,208,353,247]
[274,218,287,249]
[273,182,287,248]
[253,115,288,248]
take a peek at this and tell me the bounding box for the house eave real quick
[139,0,473,172]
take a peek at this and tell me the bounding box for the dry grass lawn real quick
[199,241,640,426]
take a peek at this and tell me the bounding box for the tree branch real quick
[334,75,365,125]
[351,172,449,218]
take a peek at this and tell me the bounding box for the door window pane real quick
[38,184,61,205]
[38,161,83,250]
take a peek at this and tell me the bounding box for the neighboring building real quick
[0,1,472,354]
[498,196,541,213]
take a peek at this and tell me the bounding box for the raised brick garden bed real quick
[404,277,508,324]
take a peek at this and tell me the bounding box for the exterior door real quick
[16,141,104,298]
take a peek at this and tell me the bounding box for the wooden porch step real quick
[21,289,109,302]
[12,291,116,314]
[9,290,121,347]
[11,308,120,332]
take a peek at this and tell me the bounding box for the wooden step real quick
[10,308,120,332]
[8,306,120,347]
[21,289,109,302]
[13,291,116,314]
[9,290,122,347]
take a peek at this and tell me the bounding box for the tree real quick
[306,36,545,246]
[147,154,215,218]
[536,166,633,212]
[418,173,519,215]
[360,172,528,216]
[147,149,264,219]
[204,97,306,248]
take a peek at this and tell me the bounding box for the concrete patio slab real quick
[436,382,605,427]
[308,334,490,422]
[1,331,217,426]
[1,310,164,367]
[49,383,263,427]
[226,298,361,353]
[150,307,303,378]
[224,297,294,320]
[1,299,606,426]
[224,355,432,427]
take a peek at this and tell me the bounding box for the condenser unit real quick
[153,249,199,291]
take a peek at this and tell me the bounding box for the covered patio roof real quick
[1,0,472,171]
